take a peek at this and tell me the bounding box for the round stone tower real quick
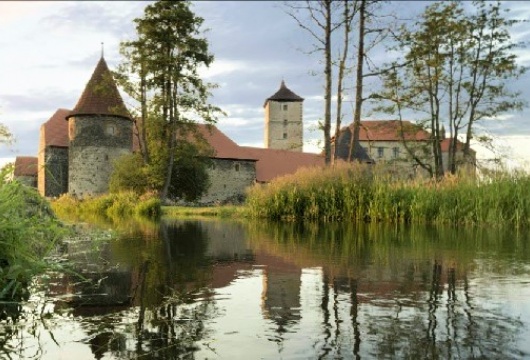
[65,56,133,197]
[264,80,304,152]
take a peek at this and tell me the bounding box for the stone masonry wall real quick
[68,115,132,197]
[198,158,256,205]
[265,101,303,152]
[43,146,68,197]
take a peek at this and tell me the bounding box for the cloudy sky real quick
[1,1,530,170]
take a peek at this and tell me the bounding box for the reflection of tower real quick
[260,255,302,334]
[66,56,133,197]
[264,80,304,152]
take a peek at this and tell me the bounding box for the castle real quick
[13,56,324,204]
[13,56,475,200]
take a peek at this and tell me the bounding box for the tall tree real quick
[376,1,525,177]
[286,1,343,165]
[117,1,222,201]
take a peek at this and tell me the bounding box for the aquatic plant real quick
[246,162,530,227]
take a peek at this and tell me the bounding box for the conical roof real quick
[264,80,304,107]
[66,56,131,120]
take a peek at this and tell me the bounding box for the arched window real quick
[106,124,117,136]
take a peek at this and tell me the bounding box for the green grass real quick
[162,205,248,219]
[246,162,530,227]
[51,191,162,223]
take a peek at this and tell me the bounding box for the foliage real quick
[375,1,526,177]
[109,153,150,194]
[0,122,13,146]
[110,139,212,203]
[246,162,530,228]
[0,162,14,183]
[51,192,161,223]
[0,181,66,300]
[162,205,247,219]
[117,0,223,201]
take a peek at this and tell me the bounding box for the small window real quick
[377,147,384,158]
[393,147,400,158]
[105,154,109,161]
[283,119,288,126]
[283,104,288,111]
[235,163,240,172]
[106,124,117,136]
[283,133,288,139]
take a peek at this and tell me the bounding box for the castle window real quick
[106,124,117,136]
[283,104,288,111]
[68,121,75,139]
[377,147,384,158]
[283,133,288,139]
[393,147,400,158]
[283,119,288,126]
[235,163,240,172]
[105,154,109,161]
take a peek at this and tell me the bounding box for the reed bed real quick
[51,191,162,222]
[246,162,530,227]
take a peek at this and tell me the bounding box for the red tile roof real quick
[264,80,304,107]
[13,156,37,177]
[195,124,257,160]
[195,124,324,182]
[42,108,70,147]
[357,120,430,141]
[66,57,131,120]
[241,146,325,182]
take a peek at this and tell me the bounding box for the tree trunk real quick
[323,0,333,165]
[348,0,365,162]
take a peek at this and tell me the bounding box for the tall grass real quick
[246,162,530,227]
[0,181,66,299]
[51,191,162,223]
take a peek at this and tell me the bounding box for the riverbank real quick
[246,162,530,227]
[162,205,247,219]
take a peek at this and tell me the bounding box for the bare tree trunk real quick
[323,0,333,165]
[348,0,365,162]
[333,0,353,164]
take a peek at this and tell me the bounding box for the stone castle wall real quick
[42,147,68,197]
[198,158,256,205]
[68,115,132,197]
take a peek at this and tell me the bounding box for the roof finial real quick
[101,42,104,58]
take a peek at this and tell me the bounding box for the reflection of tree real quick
[246,220,527,359]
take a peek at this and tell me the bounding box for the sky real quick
[1,1,530,171]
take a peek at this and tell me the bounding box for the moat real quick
[2,218,530,359]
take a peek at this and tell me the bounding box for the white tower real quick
[264,81,304,152]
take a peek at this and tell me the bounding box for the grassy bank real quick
[246,162,530,227]
[162,205,247,219]
[51,191,162,223]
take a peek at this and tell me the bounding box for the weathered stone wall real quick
[197,158,256,205]
[68,115,132,197]
[15,175,37,188]
[42,146,68,197]
[264,101,303,152]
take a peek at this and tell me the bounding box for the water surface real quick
[2,219,530,359]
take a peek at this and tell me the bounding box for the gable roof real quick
[264,80,304,107]
[356,120,431,142]
[66,57,131,120]
[195,124,258,161]
[42,108,70,147]
[195,124,324,182]
[13,156,37,177]
[241,146,324,182]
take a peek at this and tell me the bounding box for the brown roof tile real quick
[13,156,37,177]
[264,80,304,107]
[356,120,431,141]
[42,108,70,147]
[66,57,131,120]
[241,146,325,183]
[195,124,324,182]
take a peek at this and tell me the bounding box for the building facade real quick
[264,81,304,152]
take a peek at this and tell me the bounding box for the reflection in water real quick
[1,219,529,359]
